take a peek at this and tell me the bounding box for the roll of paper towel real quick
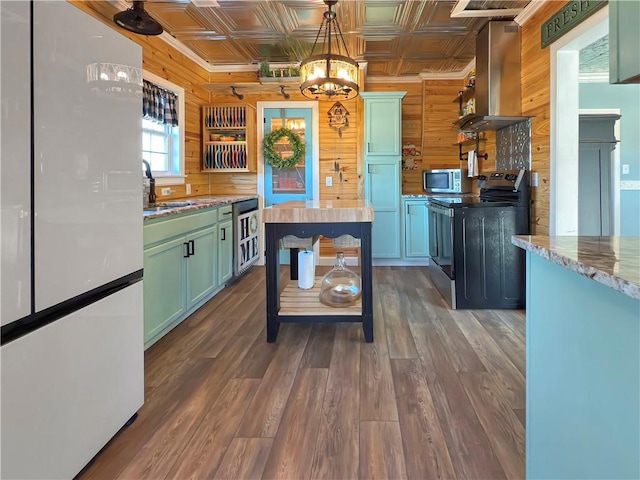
[298,250,315,289]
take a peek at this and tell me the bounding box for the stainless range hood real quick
[456,21,529,132]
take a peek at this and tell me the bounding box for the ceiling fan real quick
[113,1,163,36]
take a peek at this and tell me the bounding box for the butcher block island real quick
[262,200,374,343]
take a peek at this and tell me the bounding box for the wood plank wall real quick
[421,80,468,182]
[70,1,212,201]
[521,2,558,235]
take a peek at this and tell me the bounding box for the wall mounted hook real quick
[280,86,290,100]
[231,86,244,100]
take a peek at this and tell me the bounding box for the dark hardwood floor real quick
[78,266,525,480]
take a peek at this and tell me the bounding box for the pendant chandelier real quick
[299,0,359,101]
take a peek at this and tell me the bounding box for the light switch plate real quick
[325,176,333,187]
[186,184,191,194]
[622,164,630,174]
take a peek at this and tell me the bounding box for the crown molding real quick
[207,63,258,73]
[158,31,213,72]
[366,75,422,84]
[514,0,548,26]
[460,58,476,78]
[415,58,475,80]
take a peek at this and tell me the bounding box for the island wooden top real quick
[262,199,374,224]
[512,235,640,300]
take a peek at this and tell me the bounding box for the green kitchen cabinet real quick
[610,0,640,84]
[186,226,217,309]
[143,206,221,348]
[143,237,188,345]
[362,91,406,260]
[404,199,429,257]
[361,92,406,156]
[218,217,233,285]
[366,160,401,258]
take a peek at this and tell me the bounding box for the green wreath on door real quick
[263,127,305,169]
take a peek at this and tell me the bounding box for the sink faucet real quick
[142,160,156,204]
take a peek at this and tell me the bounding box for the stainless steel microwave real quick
[423,168,472,194]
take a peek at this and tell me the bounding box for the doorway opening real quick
[550,6,609,235]
[578,112,621,235]
[256,101,320,265]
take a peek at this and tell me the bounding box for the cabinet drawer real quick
[218,204,232,220]
[144,209,218,247]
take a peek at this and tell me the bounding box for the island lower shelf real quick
[279,277,362,316]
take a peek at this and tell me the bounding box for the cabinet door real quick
[1,1,31,326]
[218,219,233,285]
[363,95,403,156]
[1,284,143,480]
[610,0,640,84]
[366,162,400,258]
[33,2,142,312]
[143,237,187,346]
[186,226,217,309]
[405,201,429,257]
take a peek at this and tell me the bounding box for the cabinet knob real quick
[221,227,226,241]
[183,242,190,258]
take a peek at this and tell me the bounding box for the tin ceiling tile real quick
[115,0,530,76]
[184,39,252,64]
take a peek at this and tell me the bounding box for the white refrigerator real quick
[1,2,144,478]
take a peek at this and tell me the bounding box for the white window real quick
[142,71,186,185]
[142,119,179,175]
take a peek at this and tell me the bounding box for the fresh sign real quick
[541,0,607,49]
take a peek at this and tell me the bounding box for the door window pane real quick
[271,117,306,194]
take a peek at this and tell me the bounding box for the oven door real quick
[427,202,455,279]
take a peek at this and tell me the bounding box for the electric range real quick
[426,169,531,309]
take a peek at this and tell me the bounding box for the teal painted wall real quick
[526,252,640,479]
[579,82,640,236]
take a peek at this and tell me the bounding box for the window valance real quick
[143,79,178,126]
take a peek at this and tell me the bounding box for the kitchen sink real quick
[143,206,169,212]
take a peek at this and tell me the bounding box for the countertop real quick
[143,195,257,221]
[512,235,640,300]
[262,199,373,224]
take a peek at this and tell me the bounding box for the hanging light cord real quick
[307,1,351,59]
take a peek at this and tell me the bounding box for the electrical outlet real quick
[161,187,173,196]
[622,164,630,174]
[325,176,333,187]
[186,184,192,194]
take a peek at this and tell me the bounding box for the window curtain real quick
[143,79,178,126]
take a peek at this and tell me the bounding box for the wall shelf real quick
[457,133,489,162]
[201,80,299,97]
[453,85,475,104]
[202,104,256,172]
[453,137,486,147]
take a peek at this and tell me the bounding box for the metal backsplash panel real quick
[496,119,531,170]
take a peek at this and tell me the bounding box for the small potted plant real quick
[259,60,300,82]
